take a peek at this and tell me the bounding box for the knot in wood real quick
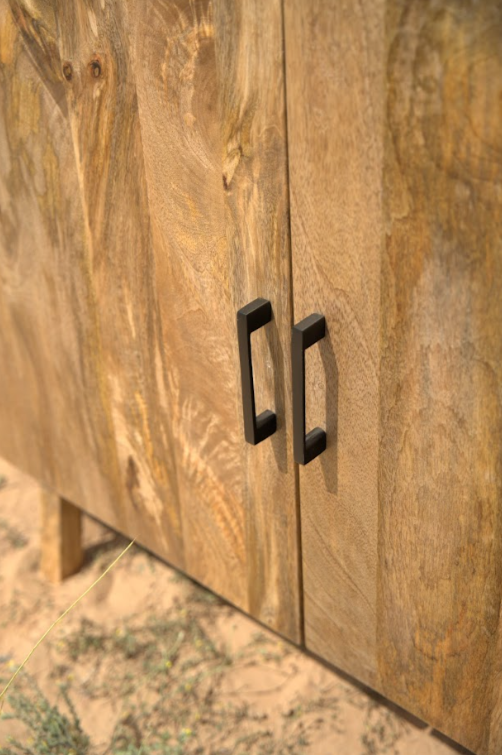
[62,62,73,81]
[89,59,102,78]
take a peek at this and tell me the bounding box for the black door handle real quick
[292,313,326,465]
[237,298,277,445]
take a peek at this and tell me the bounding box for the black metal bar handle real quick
[292,313,326,465]
[237,298,277,445]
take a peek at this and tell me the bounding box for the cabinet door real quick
[285,0,502,752]
[0,0,301,641]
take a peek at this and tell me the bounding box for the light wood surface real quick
[0,0,185,567]
[380,4,502,753]
[0,1,126,535]
[40,488,83,582]
[0,0,301,641]
[285,1,502,753]
[212,0,300,636]
[56,0,185,565]
[129,0,300,638]
[284,0,384,685]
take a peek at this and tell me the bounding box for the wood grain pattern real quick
[131,0,248,610]
[0,1,122,527]
[130,0,300,638]
[55,0,184,564]
[379,4,502,753]
[40,487,83,582]
[285,1,502,753]
[284,0,384,684]
[0,0,300,641]
[213,0,300,639]
[0,0,185,565]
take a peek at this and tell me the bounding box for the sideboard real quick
[1,2,501,753]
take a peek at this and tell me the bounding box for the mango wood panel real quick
[55,0,184,564]
[0,0,184,564]
[284,0,384,684]
[212,0,300,635]
[130,0,300,639]
[380,3,502,754]
[285,0,502,752]
[0,1,127,535]
[0,0,300,640]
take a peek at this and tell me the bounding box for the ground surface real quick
[0,458,471,755]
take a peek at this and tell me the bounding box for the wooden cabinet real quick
[285,4,502,754]
[0,0,302,642]
[1,1,501,753]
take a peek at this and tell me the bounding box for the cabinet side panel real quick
[379,3,502,753]
[54,0,185,564]
[284,0,385,683]
[0,2,126,530]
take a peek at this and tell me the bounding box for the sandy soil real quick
[0,458,471,755]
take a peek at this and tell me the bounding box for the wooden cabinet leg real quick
[40,489,84,582]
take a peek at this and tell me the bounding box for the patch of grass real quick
[345,694,410,755]
[38,584,320,754]
[360,703,410,755]
[187,587,221,606]
[0,675,89,755]
[64,618,108,661]
[0,571,412,755]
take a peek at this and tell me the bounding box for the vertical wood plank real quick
[0,1,124,526]
[286,0,502,750]
[130,0,248,610]
[213,0,301,640]
[55,0,184,565]
[284,0,385,682]
[129,0,301,638]
[379,3,502,753]
[40,489,83,582]
[0,0,300,639]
